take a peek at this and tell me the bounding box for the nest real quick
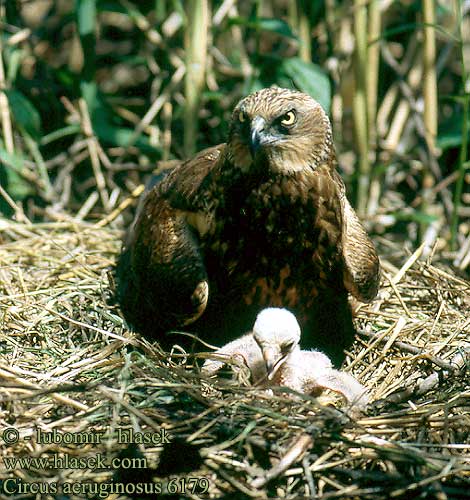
[0,220,469,500]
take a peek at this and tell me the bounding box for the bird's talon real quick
[183,280,209,325]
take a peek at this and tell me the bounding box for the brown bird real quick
[202,308,369,409]
[116,87,380,366]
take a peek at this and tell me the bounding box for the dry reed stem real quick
[353,0,370,217]
[79,99,110,211]
[289,0,312,63]
[0,31,14,155]
[0,27,30,224]
[0,185,30,224]
[451,0,470,250]
[162,101,173,161]
[184,0,209,156]
[118,64,185,160]
[93,184,145,228]
[382,50,423,152]
[422,0,438,152]
[365,0,382,218]
[367,0,381,150]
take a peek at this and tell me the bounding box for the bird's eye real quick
[280,110,297,127]
[238,111,247,123]
[281,341,295,354]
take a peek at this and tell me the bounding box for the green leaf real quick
[244,78,264,95]
[5,89,41,139]
[437,111,470,150]
[3,168,33,200]
[41,124,82,146]
[55,66,77,88]
[76,0,97,87]
[252,18,296,39]
[374,23,457,45]
[5,47,23,84]
[81,80,98,116]
[229,17,296,39]
[202,90,226,101]
[437,131,464,150]
[93,122,160,154]
[392,211,438,224]
[280,57,331,114]
[76,0,96,37]
[96,0,127,14]
[0,147,25,172]
[0,148,34,200]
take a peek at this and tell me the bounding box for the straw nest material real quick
[0,219,469,500]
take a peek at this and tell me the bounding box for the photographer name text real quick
[30,427,171,445]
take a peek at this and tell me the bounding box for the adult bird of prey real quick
[116,87,380,366]
[202,308,369,409]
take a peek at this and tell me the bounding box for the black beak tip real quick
[250,130,262,157]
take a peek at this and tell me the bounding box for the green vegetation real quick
[0,0,469,266]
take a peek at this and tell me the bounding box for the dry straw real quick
[0,219,468,498]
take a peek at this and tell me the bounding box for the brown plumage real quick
[116,87,380,366]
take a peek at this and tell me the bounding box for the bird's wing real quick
[334,171,380,302]
[118,192,209,332]
[116,146,225,334]
[315,370,369,409]
[158,144,225,211]
[202,334,263,377]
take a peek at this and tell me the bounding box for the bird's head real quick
[252,307,301,379]
[228,87,334,175]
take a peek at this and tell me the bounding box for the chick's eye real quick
[281,341,295,354]
[280,110,297,126]
[238,111,247,123]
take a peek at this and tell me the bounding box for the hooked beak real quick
[250,116,267,157]
[263,347,288,380]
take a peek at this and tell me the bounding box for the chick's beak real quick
[263,346,283,379]
[250,116,266,157]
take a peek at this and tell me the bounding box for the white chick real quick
[272,349,369,409]
[202,308,300,383]
[202,307,369,409]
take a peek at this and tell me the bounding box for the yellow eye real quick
[238,111,247,123]
[280,110,297,126]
